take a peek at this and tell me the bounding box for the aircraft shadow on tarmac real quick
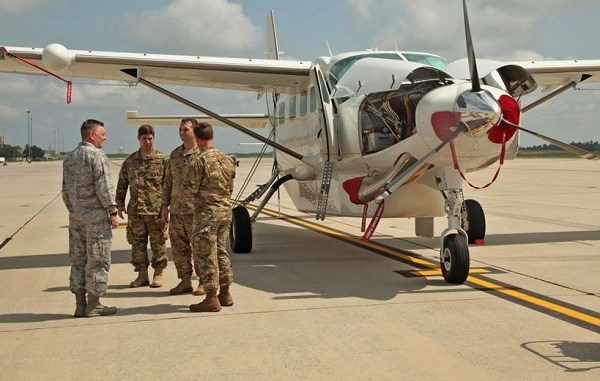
[229,222,460,301]
[4,221,594,310]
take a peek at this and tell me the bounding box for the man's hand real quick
[109,214,119,229]
[117,205,127,219]
[161,204,170,223]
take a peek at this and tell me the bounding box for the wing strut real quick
[122,70,304,162]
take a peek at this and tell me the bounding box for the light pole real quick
[26,110,30,161]
[29,115,33,161]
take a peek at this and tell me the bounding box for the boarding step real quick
[316,161,334,220]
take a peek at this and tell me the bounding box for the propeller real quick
[462,0,480,92]
[460,0,598,161]
[500,118,599,160]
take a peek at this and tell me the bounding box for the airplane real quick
[1,0,599,284]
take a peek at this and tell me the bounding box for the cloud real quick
[0,0,47,14]
[125,0,262,55]
[346,0,599,61]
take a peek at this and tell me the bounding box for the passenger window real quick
[277,103,285,125]
[289,95,297,120]
[309,87,317,113]
[299,91,308,116]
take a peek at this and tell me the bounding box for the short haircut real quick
[137,124,155,137]
[194,122,213,140]
[181,118,199,129]
[80,119,104,140]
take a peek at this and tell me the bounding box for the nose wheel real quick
[440,233,470,284]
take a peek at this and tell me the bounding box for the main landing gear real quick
[229,173,294,254]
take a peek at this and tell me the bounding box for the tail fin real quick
[266,10,280,60]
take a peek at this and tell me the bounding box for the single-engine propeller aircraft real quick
[1,1,598,284]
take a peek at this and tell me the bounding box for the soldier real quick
[186,123,236,312]
[116,125,169,288]
[161,118,205,296]
[62,119,118,317]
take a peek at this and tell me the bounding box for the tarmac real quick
[0,157,598,380]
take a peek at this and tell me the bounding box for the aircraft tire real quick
[230,206,252,254]
[440,234,470,284]
[463,199,485,243]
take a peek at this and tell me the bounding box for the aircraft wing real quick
[512,59,600,90]
[445,58,600,94]
[0,44,311,92]
[126,111,269,128]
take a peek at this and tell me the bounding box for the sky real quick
[0,0,599,155]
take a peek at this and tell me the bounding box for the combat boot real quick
[149,267,164,288]
[169,274,193,295]
[189,291,221,312]
[130,268,149,288]
[218,284,233,307]
[85,294,117,317]
[74,290,87,318]
[193,282,206,296]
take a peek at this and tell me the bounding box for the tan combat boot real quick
[169,274,193,295]
[193,282,206,296]
[218,284,233,307]
[130,268,149,288]
[85,294,117,317]
[189,291,221,312]
[149,267,164,288]
[74,290,87,318]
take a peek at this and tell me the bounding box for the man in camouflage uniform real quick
[186,123,236,313]
[62,119,118,318]
[161,118,205,296]
[116,125,169,288]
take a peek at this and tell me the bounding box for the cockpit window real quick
[329,52,449,88]
[329,53,403,87]
[401,53,448,70]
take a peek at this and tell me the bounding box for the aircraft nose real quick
[455,89,501,135]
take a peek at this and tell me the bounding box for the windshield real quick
[328,52,448,88]
[401,53,448,70]
[329,53,403,87]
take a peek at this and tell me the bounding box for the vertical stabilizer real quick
[266,10,279,60]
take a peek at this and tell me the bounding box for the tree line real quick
[0,144,47,160]
[521,140,599,152]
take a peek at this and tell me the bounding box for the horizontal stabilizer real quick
[126,110,269,128]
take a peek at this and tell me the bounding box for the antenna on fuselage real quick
[325,40,333,57]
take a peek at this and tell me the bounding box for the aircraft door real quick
[311,65,337,162]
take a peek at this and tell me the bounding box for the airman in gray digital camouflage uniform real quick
[116,125,169,288]
[161,118,205,296]
[62,119,118,318]
[185,122,236,313]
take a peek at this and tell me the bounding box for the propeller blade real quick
[462,0,481,92]
[377,125,467,201]
[514,124,599,160]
